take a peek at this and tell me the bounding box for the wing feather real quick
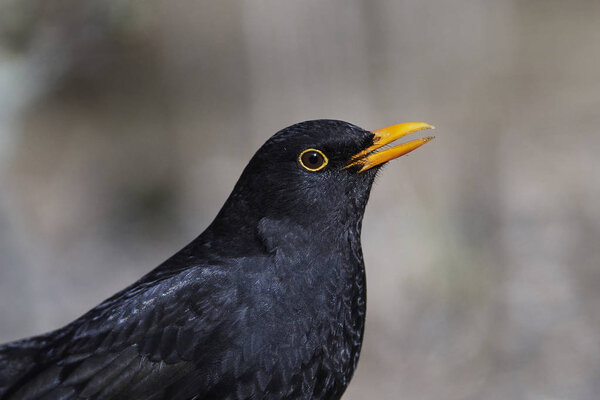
[1,264,241,399]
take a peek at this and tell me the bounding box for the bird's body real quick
[0,120,433,399]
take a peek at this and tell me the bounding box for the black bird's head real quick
[207,120,433,250]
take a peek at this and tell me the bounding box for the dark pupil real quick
[304,152,322,167]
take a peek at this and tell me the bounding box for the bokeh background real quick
[1,1,599,399]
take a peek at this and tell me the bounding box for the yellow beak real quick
[346,122,435,173]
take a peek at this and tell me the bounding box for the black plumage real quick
[0,120,432,400]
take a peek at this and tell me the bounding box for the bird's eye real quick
[299,149,328,172]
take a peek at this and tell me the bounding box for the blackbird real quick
[0,120,434,400]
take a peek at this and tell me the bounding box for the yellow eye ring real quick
[298,149,328,172]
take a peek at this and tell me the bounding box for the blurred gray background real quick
[1,1,599,399]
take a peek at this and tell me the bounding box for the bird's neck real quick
[197,187,370,258]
